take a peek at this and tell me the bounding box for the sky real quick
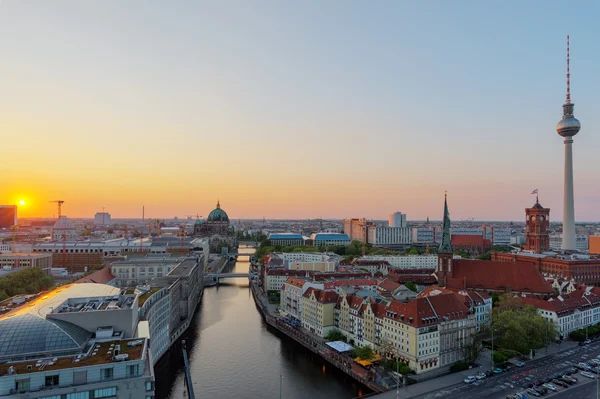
[0,1,598,221]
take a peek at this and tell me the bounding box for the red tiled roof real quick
[74,267,115,285]
[384,293,471,327]
[303,287,339,304]
[522,294,600,317]
[451,235,492,247]
[285,276,307,288]
[418,285,491,307]
[447,259,553,294]
[377,279,401,294]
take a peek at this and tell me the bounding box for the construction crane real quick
[49,200,65,218]
[50,200,67,271]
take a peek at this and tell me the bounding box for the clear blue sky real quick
[0,1,598,221]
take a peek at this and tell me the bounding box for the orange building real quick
[590,236,600,255]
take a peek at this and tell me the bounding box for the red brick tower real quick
[525,197,550,253]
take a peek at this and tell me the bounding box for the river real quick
[155,247,367,399]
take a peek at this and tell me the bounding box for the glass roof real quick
[0,315,90,357]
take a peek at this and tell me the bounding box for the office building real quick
[0,206,17,229]
[389,212,407,228]
[94,212,112,226]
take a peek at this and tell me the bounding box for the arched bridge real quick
[206,272,250,279]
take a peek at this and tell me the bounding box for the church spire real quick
[217,199,220,209]
[438,192,453,253]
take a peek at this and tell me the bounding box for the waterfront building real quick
[310,233,351,247]
[418,286,492,331]
[0,252,52,269]
[281,277,324,320]
[269,252,339,272]
[0,206,17,229]
[111,255,182,287]
[389,212,407,228]
[301,288,338,337]
[138,287,171,362]
[192,200,236,253]
[268,233,304,247]
[94,212,112,226]
[0,283,155,397]
[550,233,589,252]
[366,226,412,248]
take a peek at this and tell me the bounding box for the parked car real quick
[584,339,591,344]
[552,379,567,388]
[560,376,574,385]
[580,371,595,379]
[542,383,557,391]
[516,394,530,399]
[533,380,543,387]
[534,386,547,395]
[516,361,526,367]
[504,365,512,371]
[527,388,541,397]
[485,370,494,377]
[493,368,503,374]
[464,376,476,384]
[522,383,533,389]
[569,375,578,382]
[476,372,486,380]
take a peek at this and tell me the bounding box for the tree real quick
[478,252,491,260]
[462,332,484,364]
[404,281,418,292]
[0,268,54,300]
[325,329,347,342]
[492,304,558,354]
[407,248,419,255]
[351,345,375,360]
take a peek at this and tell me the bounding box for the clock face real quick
[531,216,535,221]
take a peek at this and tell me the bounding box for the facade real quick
[268,233,304,247]
[0,245,11,253]
[0,283,155,398]
[94,212,112,226]
[389,212,407,228]
[111,256,184,287]
[343,219,373,242]
[281,277,324,319]
[310,233,350,247]
[363,255,461,270]
[411,227,442,245]
[591,236,600,255]
[525,199,551,253]
[550,233,589,252]
[367,227,412,247]
[419,286,492,331]
[192,201,236,253]
[450,235,493,254]
[523,293,600,339]
[301,288,338,337]
[0,252,52,269]
[492,252,600,286]
[0,206,16,229]
[139,287,171,362]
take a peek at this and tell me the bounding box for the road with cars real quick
[408,342,600,399]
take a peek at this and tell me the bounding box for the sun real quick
[18,200,26,206]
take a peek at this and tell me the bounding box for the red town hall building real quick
[492,200,600,285]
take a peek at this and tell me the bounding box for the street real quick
[375,341,600,399]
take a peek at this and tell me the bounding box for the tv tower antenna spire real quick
[566,35,571,104]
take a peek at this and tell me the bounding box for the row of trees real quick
[0,268,55,301]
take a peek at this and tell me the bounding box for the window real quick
[94,387,117,398]
[15,379,30,393]
[73,370,87,385]
[127,364,139,377]
[40,396,61,399]
[45,375,59,387]
[66,393,89,399]
[146,381,153,391]
[101,367,114,381]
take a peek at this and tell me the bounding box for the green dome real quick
[207,201,229,222]
[194,219,206,225]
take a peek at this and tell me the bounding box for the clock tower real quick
[525,197,550,254]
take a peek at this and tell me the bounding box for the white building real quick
[367,227,412,246]
[550,233,589,252]
[0,252,52,269]
[281,277,324,319]
[411,227,442,244]
[94,212,112,226]
[362,255,444,270]
[0,244,12,253]
[389,212,407,228]
[111,256,184,287]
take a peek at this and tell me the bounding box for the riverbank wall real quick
[250,281,384,393]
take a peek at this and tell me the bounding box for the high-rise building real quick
[557,36,581,251]
[524,197,550,253]
[388,212,407,228]
[0,205,17,229]
[94,211,112,225]
[342,218,373,242]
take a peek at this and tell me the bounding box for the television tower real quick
[556,35,581,251]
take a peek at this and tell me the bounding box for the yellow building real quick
[301,288,338,337]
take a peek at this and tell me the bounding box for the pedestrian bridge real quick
[206,273,250,279]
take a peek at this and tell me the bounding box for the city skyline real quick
[1,2,598,220]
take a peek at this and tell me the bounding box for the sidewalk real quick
[371,341,579,398]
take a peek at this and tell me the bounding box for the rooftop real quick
[168,259,198,277]
[0,338,145,376]
[137,287,161,306]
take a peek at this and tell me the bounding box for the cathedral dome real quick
[53,216,75,230]
[207,201,229,222]
[194,219,206,226]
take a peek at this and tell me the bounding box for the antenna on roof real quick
[566,35,571,104]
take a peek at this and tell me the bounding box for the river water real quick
[155,247,367,399]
